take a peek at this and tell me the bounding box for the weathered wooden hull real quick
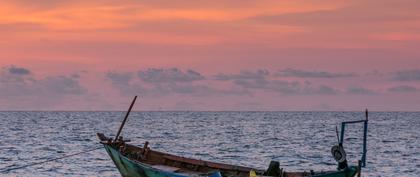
[103,144,190,177]
[102,143,358,177]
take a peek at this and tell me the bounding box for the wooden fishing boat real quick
[98,96,368,177]
[97,133,362,177]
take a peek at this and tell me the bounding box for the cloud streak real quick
[387,85,419,93]
[392,69,420,81]
[214,69,338,95]
[138,68,205,83]
[346,87,376,95]
[3,66,420,110]
[213,69,269,81]
[107,68,249,97]
[0,65,88,109]
[276,68,357,78]
[251,1,420,25]
[7,65,31,75]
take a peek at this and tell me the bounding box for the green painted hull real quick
[311,168,358,177]
[103,144,190,177]
[102,144,358,177]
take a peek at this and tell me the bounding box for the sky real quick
[0,0,420,111]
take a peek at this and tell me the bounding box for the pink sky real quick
[0,0,420,111]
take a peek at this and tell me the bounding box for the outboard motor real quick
[264,161,282,177]
[331,143,348,170]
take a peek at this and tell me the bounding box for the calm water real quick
[0,111,419,177]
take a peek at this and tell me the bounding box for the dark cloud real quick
[7,66,31,75]
[40,76,87,95]
[250,81,338,95]
[276,68,356,78]
[106,71,147,95]
[215,70,337,95]
[0,66,37,89]
[392,69,420,81]
[231,78,269,89]
[232,79,298,94]
[346,87,376,95]
[106,71,133,86]
[213,69,269,81]
[134,68,249,96]
[365,70,385,77]
[302,85,338,95]
[156,83,249,97]
[1,66,85,94]
[138,68,205,83]
[387,85,419,93]
[107,68,248,97]
[71,73,80,79]
[214,69,287,93]
[0,66,88,110]
[0,75,86,97]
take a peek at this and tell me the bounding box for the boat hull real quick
[102,143,358,177]
[103,144,190,177]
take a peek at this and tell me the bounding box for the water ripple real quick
[0,111,419,176]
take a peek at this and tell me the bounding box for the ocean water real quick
[0,111,418,177]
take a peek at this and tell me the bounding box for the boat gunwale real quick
[98,133,359,177]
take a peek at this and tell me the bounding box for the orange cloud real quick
[0,1,343,30]
[372,33,420,41]
[2,1,325,45]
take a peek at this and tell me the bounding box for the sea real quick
[0,111,418,177]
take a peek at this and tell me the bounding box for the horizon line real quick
[0,110,419,112]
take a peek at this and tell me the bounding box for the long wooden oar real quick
[114,96,138,142]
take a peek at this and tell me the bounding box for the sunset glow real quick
[1,0,419,110]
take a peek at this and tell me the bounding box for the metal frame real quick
[339,110,368,167]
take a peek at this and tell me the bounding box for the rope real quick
[0,146,103,173]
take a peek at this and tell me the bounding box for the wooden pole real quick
[114,96,138,142]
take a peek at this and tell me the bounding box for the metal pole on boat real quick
[362,109,368,167]
[114,96,138,142]
[335,126,340,144]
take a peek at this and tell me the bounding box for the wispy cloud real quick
[138,68,205,83]
[213,69,269,81]
[106,71,132,85]
[391,69,420,81]
[39,75,87,95]
[215,69,338,95]
[7,65,31,75]
[276,68,357,78]
[3,65,420,110]
[0,65,34,83]
[0,65,88,109]
[105,71,146,95]
[387,85,419,93]
[250,1,420,25]
[107,68,249,97]
[346,87,376,95]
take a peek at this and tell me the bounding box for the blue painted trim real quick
[339,110,368,168]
